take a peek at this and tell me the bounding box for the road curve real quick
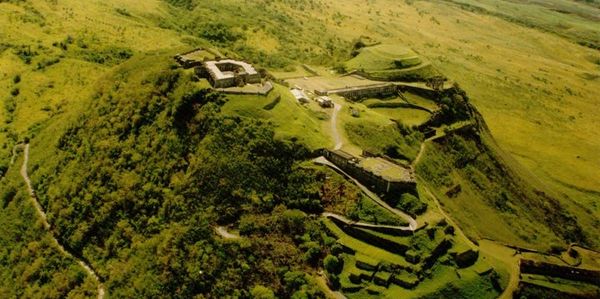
[314,156,418,230]
[19,144,105,299]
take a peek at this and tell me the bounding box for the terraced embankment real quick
[19,144,105,299]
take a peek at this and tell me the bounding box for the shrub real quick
[13,74,21,84]
[10,88,19,96]
[301,241,322,265]
[115,8,131,17]
[250,285,276,299]
[81,47,133,65]
[323,255,343,274]
[1,186,16,208]
[262,96,281,110]
[199,23,241,44]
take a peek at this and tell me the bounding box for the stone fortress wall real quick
[323,149,416,195]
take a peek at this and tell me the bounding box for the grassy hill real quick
[344,44,440,81]
[346,44,423,71]
[0,0,599,297]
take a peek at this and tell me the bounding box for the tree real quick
[251,285,276,299]
[301,242,321,266]
[323,255,342,274]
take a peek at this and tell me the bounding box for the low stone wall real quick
[397,85,439,100]
[519,259,600,286]
[327,216,411,257]
[215,82,274,96]
[422,237,452,270]
[324,83,398,99]
[515,281,597,299]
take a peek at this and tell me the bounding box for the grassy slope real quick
[314,0,600,217]
[0,0,598,295]
[220,84,332,150]
[3,0,598,211]
[345,44,422,71]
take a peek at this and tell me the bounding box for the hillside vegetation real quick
[0,0,599,297]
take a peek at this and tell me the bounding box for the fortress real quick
[323,149,416,195]
[174,48,262,89]
[196,60,261,88]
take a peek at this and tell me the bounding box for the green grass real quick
[388,264,500,299]
[345,44,423,72]
[370,107,431,126]
[220,84,332,150]
[322,218,411,268]
[0,0,599,296]
[351,195,410,227]
[343,44,440,81]
[354,227,412,249]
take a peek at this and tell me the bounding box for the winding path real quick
[331,103,343,150]
[215,226,240,240]
[19,144,105,299]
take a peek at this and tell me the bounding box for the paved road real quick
[331,103,343,150]
[314,156,418,230]
[19,144,105,299]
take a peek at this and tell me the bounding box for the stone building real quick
[323,149,416,194]
[291,88,310,103]
[196,59,261,88]
[317,96,333,108]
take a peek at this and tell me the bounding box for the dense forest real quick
[2,54,337,297]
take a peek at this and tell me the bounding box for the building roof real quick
[331,149,356,161]
[204,60,258,81]
[359,157,414,182]
[290,88,309,100]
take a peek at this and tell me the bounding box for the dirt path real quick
[315,273,347,299]
[10,144,21,165]
[412,142,427,168]
[19,144,105,299]
[331,102,343,150]
[215,226,240,240]
[479,240,521,299]
[314,156,418,230]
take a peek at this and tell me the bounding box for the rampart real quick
[317,83,397,99]
[323,149,416,195]
[327,215,411,257]
[519,259,600,286]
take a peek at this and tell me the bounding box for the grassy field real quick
[370,107,431,126]
[345,44,423,71]
[4,0,598,211]
[220,84,332,150]
[309,0,600,216]
[1,0,599,296]
[322,218,411,268]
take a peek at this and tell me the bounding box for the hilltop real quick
[0,0,599,298]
